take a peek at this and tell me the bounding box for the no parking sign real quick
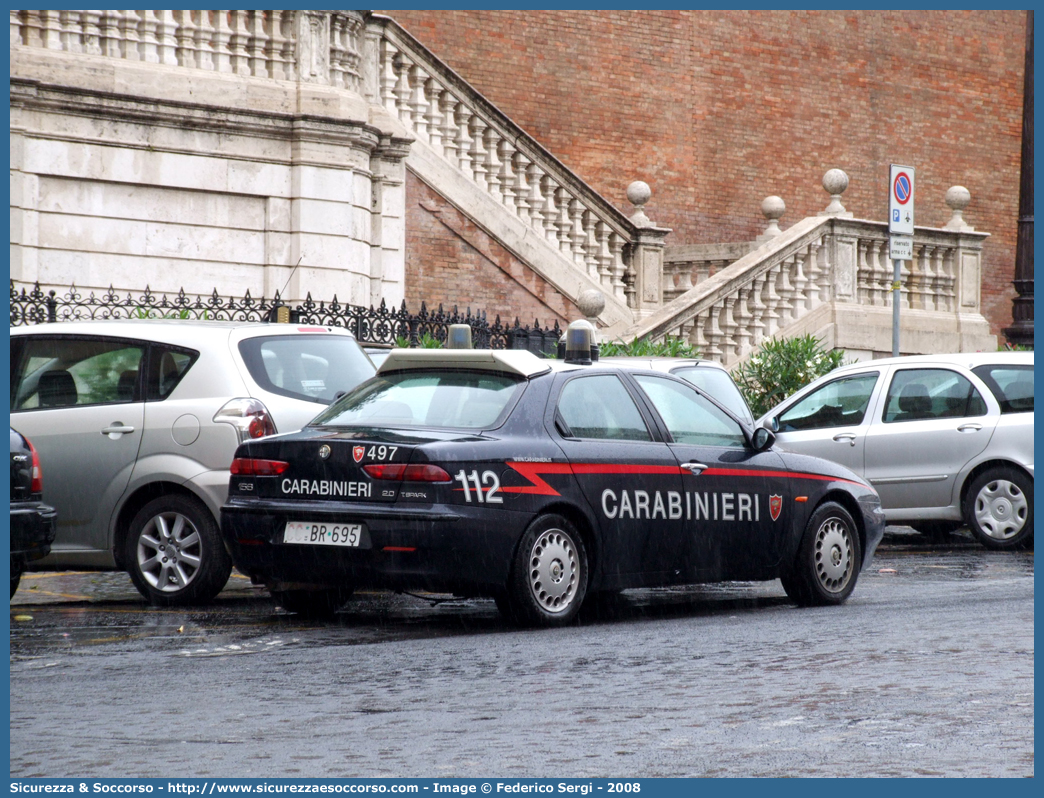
[889,164,915,236]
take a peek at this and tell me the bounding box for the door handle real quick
[957,423,982,433]
[680,462,708,476]
[832,432,857,446]
[101,423,135,438]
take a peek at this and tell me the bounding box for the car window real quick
[557,375,651,441]
[146,344,198,401]
[635,375,746,448]
[311,370,522,429]
[238,334,375,404]
[670,366,753,425]
[972,364,1033,414]
[778,373,879,431]
[882,368,987,423]
[12,337,146,410]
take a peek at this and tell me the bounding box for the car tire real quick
[125,494,232,606]
[964,467,1033,550]
[781,501,862,607]
[504,514,588,627]
[272,588,353,619]
[11,559,22,599]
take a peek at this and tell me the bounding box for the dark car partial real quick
[10,428,57,597]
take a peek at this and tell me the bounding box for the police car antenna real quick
[278,256,304,300]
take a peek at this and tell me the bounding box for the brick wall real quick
[383,9,1026,336]
[405,171,578,328]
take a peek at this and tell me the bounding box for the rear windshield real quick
[238,334,375,405]
[310,370,523,429]
[972,364,1033,414]
[671,366,753,425]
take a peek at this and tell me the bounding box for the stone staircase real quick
[362,15,664,329]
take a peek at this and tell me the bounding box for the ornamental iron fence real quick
[9,282,563,356]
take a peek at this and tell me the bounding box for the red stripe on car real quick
[502,461,864,497]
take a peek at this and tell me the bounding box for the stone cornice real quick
[11,76,389,158]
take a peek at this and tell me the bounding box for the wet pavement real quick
[9,527,1034,777]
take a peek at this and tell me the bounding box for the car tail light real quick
[214,398,278,444]
[230,458,290,476]
[363,464,451,482]
[26,437,42,494]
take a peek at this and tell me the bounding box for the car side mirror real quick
[751,426,775,452]
[769,415,780,433]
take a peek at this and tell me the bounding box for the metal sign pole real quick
[892,259,901,357]
[888,164,915,358]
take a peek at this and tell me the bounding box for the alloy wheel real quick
[136,511,203,592]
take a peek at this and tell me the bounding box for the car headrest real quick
[1007,377,1033,411]
[117,370,138,401]
[39,369,78,407]
[897,382,931,413]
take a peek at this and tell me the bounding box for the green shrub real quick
[732,334,848,419]
[134,307,207,320]
[599,335,699,358]
[394,333,443,348]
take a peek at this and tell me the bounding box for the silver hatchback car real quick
[597,357,754,426]
[10,320,376,604]
[757,352,1033,549]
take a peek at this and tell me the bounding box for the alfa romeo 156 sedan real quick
[221,334,885,625]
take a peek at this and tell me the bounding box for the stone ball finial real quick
[944,185,974,232]
[577,288,607,323]
[761,195,785,221]
[627,181,653,227]
[626,180,651,207]
[945,185,971,212]
[822,168,849,196]
[757,196,786,241]
[819,168,852,216]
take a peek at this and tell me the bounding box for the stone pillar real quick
[954,235,985,313]
[360,15,382,104]
[296,11,330,84]
[625,180,671,317]
[369,136,411,307]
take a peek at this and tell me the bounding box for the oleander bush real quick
[732,334,848,419]
[599,335,700,358]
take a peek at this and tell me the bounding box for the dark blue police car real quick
[221,330,885,625]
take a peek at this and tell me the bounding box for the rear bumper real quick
[10,502,58,564]
[221,498,530,596]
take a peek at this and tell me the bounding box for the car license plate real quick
[283,521,366,547]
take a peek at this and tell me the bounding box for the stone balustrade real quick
[9,10,365,89]
[663,242,754,303]
[363,16,647,309]
[622,172,991,363]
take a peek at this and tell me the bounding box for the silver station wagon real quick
[9,320,375,604]
[757,352,1033,549]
